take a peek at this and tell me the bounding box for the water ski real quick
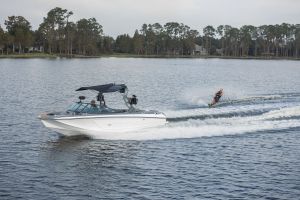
[208,103,214,107]
[209,89,223,108]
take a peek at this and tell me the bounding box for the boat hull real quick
[40,113,167,138]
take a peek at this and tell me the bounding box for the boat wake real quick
[90,93,300,140]
[89,105,300,140]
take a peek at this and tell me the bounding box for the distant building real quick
[28,46,44,53]
[193,44,207,56]
[216,48,224,56]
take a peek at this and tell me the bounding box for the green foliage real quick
[115,34,132,53]
[76,18,103,55]
[38,7,73,53]
[0,26,4,54]
[4,16,33,53]
[132,30,143,54]
[99,36,115,53]
[113,22,199,55]
[0,7,299,58]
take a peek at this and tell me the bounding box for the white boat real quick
[39,83,167,138]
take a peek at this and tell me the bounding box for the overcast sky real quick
[1,0,299,37]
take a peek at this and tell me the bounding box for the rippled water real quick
[0,58,300,199]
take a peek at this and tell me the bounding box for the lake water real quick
[0,58,300,199]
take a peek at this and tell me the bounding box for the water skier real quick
[209,89,223,107]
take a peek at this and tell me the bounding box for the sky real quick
[0,0,299,37]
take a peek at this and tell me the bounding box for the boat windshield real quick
[67,102,126,114]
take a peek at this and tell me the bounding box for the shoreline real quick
[0,53,299,61]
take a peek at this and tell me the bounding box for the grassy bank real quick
[107,53,300,60]
[0,53,299,60]
[0,53,58,58]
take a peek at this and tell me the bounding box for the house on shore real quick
[216,48,224,56]
[192,44,207,56]
[28,46,44,53]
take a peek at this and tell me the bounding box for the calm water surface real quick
[0,58,300,199]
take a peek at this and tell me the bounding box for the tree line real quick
[0,7,299,58]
